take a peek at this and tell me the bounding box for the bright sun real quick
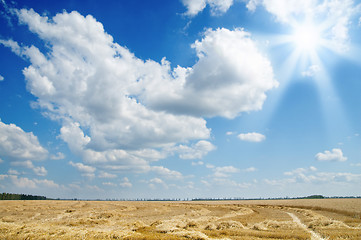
[291,23,322,52]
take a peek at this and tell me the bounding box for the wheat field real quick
[0,198,360,239]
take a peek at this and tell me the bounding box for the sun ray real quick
[260,15,354,141]
[308,51,352,141]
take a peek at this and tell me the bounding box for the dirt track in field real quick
[1,198,361,239]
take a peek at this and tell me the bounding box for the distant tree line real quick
[60,195,361,201]
[304,195,325,199]
[1,193,359,201]
[0,193,47,200]
[192,195,361,201]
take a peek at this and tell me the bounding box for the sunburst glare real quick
[291,22,323,52]
[266,16,352,139]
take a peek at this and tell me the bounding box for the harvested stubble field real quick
[0,199,361,239]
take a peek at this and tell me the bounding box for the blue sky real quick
[0,0,360,199]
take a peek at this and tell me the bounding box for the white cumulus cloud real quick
[69,161,96,173]
[213,165,240,178]
[238,132,266,142]
[98,171,117,179]
[8,169,20,175]
[1,9,277,174]
[33,166,47,176]
[34,178,59,188]
[0,75,4,81]
[181,0,206,16]
[119,177,132,188]
[7,175,59,189]
[275,166,361,185]
[192,161,204,166]
[315,148,347,162]
[10,160,48,176]
[144,28,278,119]
[151,166,184,180]
[170,140,216,159]
[102,182,117,187]
[0,120,48,176]
[148,177,168,189]
[284,166,317,176]
[10,175,37,188]
[0,120,48,161]
[181,0,233,16]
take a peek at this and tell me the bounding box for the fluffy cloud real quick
[0,120,48,161]
[226,131,236,136]
[34,178,59,188]
[181,0,233,16]
[302,65,321,77]
[69,160,96,178]
[102,182,117,187]
[151,166,184,180]
[144,28,277,119]
[181,0,206,16]
[1,9,276,174]
[0,75,4,81]
[284,166,317,176]
[11,160,33,168]
[69,161,96,173]
[170,140,216,159]
[8,169,20,175]
[10,159,48,176]
[98,171,117,179]
[148,177,168,189]
[150,178,163,184]
[244,167,257,172]
[213,166,240,178]
[3,175,59,189]
[119,177,132,188]
[264,178,296,186]
[206,164,215,169]
[192,161,204,166]
[60,122,154,173]
[313,172,361,183]
[238,132,266,142]
[315,148,347,162]
[1,9,210,169]
[33,166,47,176]
[309,166,317,171]
[10,9,210,150]
[275,166,361,185]
[10,175,37,188]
